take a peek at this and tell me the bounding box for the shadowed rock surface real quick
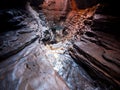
[0,0,120,90]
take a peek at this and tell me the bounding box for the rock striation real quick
[68,2,120,89]
[0,0,120,90]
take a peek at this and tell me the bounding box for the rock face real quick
[0,0,120,90]
[41,0,99,25]
[0,2,69,90]
[69,31,120,88]
[42,0,70,26]
[68,2,120,89]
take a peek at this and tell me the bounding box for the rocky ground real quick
[0,1,120,90]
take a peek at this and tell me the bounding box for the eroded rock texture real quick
[0,0,120,90]
[69,1,120,89]
[0,2,69,90]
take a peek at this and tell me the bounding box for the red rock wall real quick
[42,0,69,11]
[41,0,99,24]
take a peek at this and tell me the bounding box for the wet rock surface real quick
[0,0,120,90]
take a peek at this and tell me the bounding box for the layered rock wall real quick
[0,0,120,90]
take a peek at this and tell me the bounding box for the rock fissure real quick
[0,0,120,90]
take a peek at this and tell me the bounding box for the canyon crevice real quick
[0,0,120,90]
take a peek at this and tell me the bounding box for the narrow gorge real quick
[0,0,120,90]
